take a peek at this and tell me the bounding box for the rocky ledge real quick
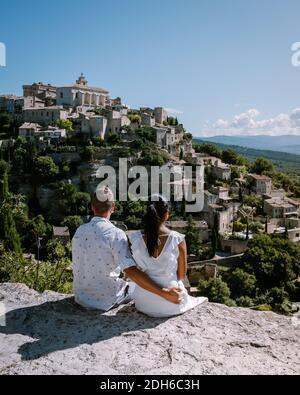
[0,283,299,375]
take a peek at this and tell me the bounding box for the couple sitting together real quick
[72,187,208,318]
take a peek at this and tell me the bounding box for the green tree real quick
[227,268,257,298]
[0,112,14,133]
[222,149,245,166]
[111,201,124,220]
[211,212,219,255]
[243,194,262,210]
[12,138,37,171]
[128,112,142,125]
[0,243,25,282]
[249,221,264,234]
[80,146,96,161]
[25,215,51,249]
[198,277,231,304]
[0,160,22,254]
[194,143,222,158]
[123,201,146,230]
[231,165,241,181]
[233,220,247,232]
[62,216,84,238]
[179,148,184,160]
[135,127,156,143]
[235,296,254,307]
[167,116,178,126]
[250,158,274,175]
[267,287,291,313]
[242,234,300,292]
[46,239,68,261]
[74,192,90,216]
[33,156,59,182]
[56,119,74,132]
[138,144,169,166]
[107,132,121,145]
[185,215,201,255]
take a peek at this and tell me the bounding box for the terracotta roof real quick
[248,174,271,181]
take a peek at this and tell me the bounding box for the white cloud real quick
[290,108,300,127]
[201,108,300,136]
[165,108,183,115]
[212,119,229,129]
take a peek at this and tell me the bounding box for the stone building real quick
[247,174,272,195]
[166,220,210,242]
[23,82,57,107]
[56,74,109,108]
[23,106,69,126]
[141,112,155,127]
[264,197,299,219]
[81,115,108,139]
[154,107,167,124]
[212,161,231,181]
[220,237,249,254]
[19,123,66,143]
[0,95,34,114]
[106,111,131,134]
[19,123,41,138]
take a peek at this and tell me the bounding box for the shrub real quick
[198,277,231,304]
[61,216,84,238]
[227,268,257,298]
[235,296,254,307]
[33,156,59,183]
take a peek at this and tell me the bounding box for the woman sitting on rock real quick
[128,195,208,318]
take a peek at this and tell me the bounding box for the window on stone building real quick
[60,92,63,99]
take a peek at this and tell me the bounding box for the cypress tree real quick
[179,148,184,160]
[212,212,219,255]
[0,160,22,254]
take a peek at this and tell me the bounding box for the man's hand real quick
[161,287,182,304]
[124,267,183,304]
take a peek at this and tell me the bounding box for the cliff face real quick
[0,283,299,375]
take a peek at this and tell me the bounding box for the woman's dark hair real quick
[144,195,169,257]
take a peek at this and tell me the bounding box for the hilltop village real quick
[1,75,300,313]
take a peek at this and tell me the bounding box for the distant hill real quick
[193,137,300,174]
[198,135,300,156]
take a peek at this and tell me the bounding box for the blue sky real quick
[1,0,300,136]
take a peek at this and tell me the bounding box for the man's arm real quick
[113,231,182,304]
[124,267,182,305]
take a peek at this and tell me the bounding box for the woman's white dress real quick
[128,230,208,318]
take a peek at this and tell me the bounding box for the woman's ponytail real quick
[143,196,169,257]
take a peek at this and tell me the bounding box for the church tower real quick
[76,73,88,86]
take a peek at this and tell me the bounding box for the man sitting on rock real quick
[72,186,182,311]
